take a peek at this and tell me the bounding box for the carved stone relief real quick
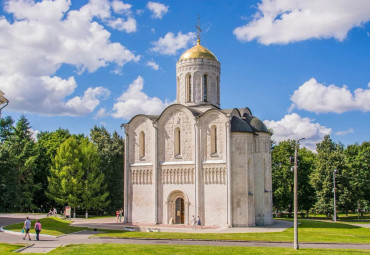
[203,165,226,184]
[131,167,153,185]
[161,166,195,184]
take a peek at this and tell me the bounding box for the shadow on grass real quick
[298,220,361,229]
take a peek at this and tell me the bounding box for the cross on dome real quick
[195,15,202,45]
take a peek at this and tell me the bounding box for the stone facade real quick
[123,42,273,227]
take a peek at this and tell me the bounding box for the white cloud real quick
[335,128,354,136]
[151,32,196,55]
[233,0,370,45]
[30,128,40,141]
[95,108,110,119]
[0,0,139,116]
[111,0,131,14]
[107,17,136,33]
[290,78,370,114]
[66,87,110,115]
[146,61,159,70]
[112,76,171,119]
[0,74,110,116]
[147,1,169,19]
[264,113,331,151]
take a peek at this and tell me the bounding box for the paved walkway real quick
[70,217,294,233]
[1,214,369,253]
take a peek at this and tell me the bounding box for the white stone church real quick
[123,37,273,227]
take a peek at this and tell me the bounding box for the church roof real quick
[231,116,253,133]
[179,41,218,61]
[243,113,269,133]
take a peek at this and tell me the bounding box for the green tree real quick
[47,137,84,217]
[34,129,71,211]
[90,126,124,213]
[80,138,109,218]
[311,135,345,216]
[298,147,316,214]
[342,141,370,214]
[0,115,39,211]
[271,140,316,214]
[0,116,15,211]
[0,116,14,143]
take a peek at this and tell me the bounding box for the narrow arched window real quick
[186,74,191,102]
[211,125,217,155]
[174,127,181,156]
[139,131,145,158]
[203,74,208,102]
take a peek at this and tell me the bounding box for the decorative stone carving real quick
[161,166,195,184]
[159,107,194,162]
[203,166,226,184]
[131,167,153,185]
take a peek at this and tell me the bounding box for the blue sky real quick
[0,0,369,151]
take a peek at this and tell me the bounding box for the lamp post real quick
[333,169,337,222]
[294,137,305,250]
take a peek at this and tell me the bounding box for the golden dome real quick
[179,40,218,61]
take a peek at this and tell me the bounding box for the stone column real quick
[194,120,200,219]
[123,125,130,223]
[226,117,232,227]
[153,121,158,224]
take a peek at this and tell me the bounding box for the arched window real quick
[186,74,191,102]
[203,74,208,102]
[210,125,217,155]
[174,127,181,156]
[139,131,145,158]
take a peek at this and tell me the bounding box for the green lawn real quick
[1,243,369,255]
[97,220,370,244]
[4,217,87,236]
[0,243,25,254]
[50,244,370,255]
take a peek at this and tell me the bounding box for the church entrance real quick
[175,197,185,224]
[167,190,189,225]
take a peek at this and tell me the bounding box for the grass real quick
[49,244,370,255]
[0,243,25,254]
[1,243,369,255]
[96,220,370,244]
[4,217,87,236]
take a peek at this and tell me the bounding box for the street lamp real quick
[333,169,337,222]
[294,137,305,250]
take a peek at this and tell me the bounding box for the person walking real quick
[34,220,42,241]
[23,217,31,240]
[116,210,119,222]
[119,209,123,222]
[197,216,202,229]
[192,215,197,229]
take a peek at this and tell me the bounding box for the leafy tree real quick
[80,138,109,217]
[47,137,84,217]
[34,129,71,211]
[311,135,345,216]
[342,141,370,214]
[298,147,316,214]
[272,140,316,214]
[272,140,294,213]
[0,115,39,211]
[90,126,124,213]
[0,116,14,143]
